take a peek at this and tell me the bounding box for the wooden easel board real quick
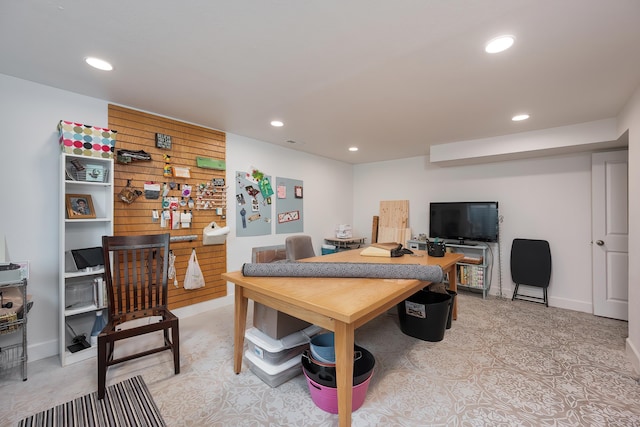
[379,200,409,229]
[378,200,410,245]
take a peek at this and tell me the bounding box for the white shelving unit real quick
[59,153,113,366]
[407,240,491,298]
[446,243,490,299]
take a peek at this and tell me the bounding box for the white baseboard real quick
[627,338,640,376]
[173,294,234,318]
[486,285,593,314]
[547,295,592,313]
[28,338,59,363]
[28,295,235,364]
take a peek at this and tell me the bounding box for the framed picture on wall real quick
[66,194,96,219]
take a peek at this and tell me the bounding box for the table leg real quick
[448,266,458,320]
[334,321,355,427]
[234,284,248,374]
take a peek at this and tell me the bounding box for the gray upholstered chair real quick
[285,235,316,261]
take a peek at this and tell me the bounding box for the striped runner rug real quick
[18,375,165,427]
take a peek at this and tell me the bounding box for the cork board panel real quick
[108,105,227,310]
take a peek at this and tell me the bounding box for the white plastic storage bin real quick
[65,280,95,311]
[245,324,321,365]
[247,339,308,365]
[244,350,302,388]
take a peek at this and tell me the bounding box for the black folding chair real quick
[511,238,552,306]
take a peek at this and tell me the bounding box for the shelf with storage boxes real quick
[446,243,490,298]
[407,240,491,298]
[59,152,114,366]
[247,244,322,388]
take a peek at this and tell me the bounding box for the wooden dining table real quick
[222,248,463,427]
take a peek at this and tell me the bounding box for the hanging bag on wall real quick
[184,249,205,289]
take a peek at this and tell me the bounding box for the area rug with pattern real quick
[18,375,165,427]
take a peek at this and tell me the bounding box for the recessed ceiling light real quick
[512,114,530,121]
[485,35,515,54]
[270,120,284,127]
[348,147,358,152]
[85,57,113,71]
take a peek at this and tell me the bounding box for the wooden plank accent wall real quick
[108,105,227,310]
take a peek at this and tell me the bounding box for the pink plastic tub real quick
[303,369,373,414]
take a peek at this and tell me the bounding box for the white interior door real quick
[592,150,628,320]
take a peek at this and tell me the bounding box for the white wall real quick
[224,134,354,290]
[617,83,640,373]
[353,151,594,312]
[0,74,353,361]
[0,75,108,360]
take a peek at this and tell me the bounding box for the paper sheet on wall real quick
[235,171,272,237]
[277,185,286,198]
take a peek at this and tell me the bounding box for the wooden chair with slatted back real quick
[98,233,180,399]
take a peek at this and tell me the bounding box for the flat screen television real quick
[429,201,499,244]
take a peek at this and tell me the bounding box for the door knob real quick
[595,240,604,246]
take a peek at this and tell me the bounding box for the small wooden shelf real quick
[324,237,367,251]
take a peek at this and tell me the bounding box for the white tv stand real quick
[407,240,490,298]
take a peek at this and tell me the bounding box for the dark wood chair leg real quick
[98,335,107,400]
[163,328,170,346]
[172,321,180,374]
[107,341,114,362]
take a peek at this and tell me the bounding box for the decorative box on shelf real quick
[58,120,117,159]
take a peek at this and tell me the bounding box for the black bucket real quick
[397,290,451,342]
[301,345,375,388]
[445,289,457,329]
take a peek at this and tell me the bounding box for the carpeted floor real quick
[1,292,639,426]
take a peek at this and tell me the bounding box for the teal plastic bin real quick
[321,245,337,255]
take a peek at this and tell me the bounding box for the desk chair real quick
[511,238,552,306]
[98,233,180,399]
[285,235,316,260]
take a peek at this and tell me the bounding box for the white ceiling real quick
[1,1,639,164]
